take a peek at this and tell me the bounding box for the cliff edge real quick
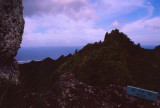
[0,0,24,83]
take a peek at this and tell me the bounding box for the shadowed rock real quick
[25,72,160,108]
[154,45,160,52]
[0,0,24,83]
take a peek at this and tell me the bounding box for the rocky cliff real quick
[58,29,160,92]
[25,72,160,108]
[0,0,24,83]
[0,55,160,107]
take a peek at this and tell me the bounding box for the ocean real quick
[15,46,83,64]
[15,45,156,64]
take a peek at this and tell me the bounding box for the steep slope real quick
[19,54,73,92]
[154,45,160,52]
[1,30,160,107]
[0,55,73,107]
[58,29,160,92]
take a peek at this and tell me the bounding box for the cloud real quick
[23,0,98,21]
[22,0,159,46]
[97,0,145,17]
[120,17,160,45]
[141,5,154,19]
[22,14,106,46]
[23,0,152,20]
[121,17,160,32]
[109,21,120,29]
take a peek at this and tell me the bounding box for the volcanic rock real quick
[0,0,24,83]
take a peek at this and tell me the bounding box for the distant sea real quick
[15,46,83,64]
[15,45,156,64]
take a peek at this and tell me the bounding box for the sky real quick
[22,0,160,47]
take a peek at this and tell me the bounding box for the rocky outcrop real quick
[154,45,160,52]
[0,0,24,83]
[25,73,160,108]
[58,29,160,92]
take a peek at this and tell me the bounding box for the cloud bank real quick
[22,0,160,46]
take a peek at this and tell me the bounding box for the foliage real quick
[58,29,160,92]
[1,29,160,107]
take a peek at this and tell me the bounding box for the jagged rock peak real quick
[104,29,133,42]
[104,29,135,48]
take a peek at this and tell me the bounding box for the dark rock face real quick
[25,73,160,108]
[154,45,160,52]
[0,0,24,83]
[0,60,19,83]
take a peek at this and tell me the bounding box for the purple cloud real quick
[22,0,160,46]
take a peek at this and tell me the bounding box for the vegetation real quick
[1,29,160,107]
[17,29,160,92]
[0,54,73,107]
[58,29,160,92]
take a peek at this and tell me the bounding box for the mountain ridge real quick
[0,29,160,107]
[58,29,160,92]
